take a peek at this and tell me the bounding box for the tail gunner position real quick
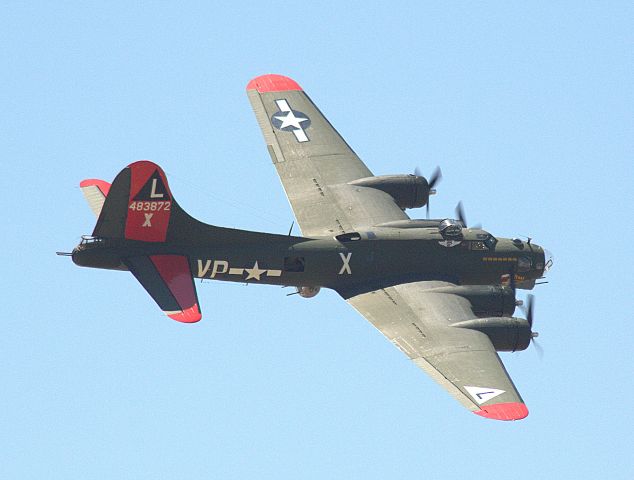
[63,74,553,421]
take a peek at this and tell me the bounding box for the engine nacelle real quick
[348,175,430,209]
[296,286,321,298]
[427,285,517,317]
[451,317,532,352]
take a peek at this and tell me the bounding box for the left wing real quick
[345,281,529,420]
[247,74,409,237]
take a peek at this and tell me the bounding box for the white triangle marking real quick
[464,386,506,404]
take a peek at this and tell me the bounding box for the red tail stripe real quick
[124,161,172,242]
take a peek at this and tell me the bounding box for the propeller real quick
[415,166,442,219]
[455,201,467,227]
[521,294,543,358]
[454,201,481,229]
[523,294,534,328]
[427,166,443,190]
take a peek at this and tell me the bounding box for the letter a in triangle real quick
[464,386,506,404]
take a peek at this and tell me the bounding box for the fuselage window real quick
[517,256,532,272]
[284,256,305,272]
[336,232,362,242]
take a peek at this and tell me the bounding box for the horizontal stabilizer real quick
[124,254,201,323]
[80,179,111,217]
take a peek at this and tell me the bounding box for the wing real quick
[346,280,529,420]
[247,74,408,237]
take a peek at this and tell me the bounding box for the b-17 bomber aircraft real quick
[65,74,553,421]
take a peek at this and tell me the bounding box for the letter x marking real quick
[338,252,352,275]
[142,213,153,227]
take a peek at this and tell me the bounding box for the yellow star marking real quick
[244,261,266,281]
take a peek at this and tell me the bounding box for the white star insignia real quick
[244,261,266,281]
[274,110,309,130]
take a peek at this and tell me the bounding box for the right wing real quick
[247,74,409,237]
[346,280,529,420]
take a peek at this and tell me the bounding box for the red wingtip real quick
[80,179,111,196]
[166,304,201,323]
[246,74,302,93]
[474,402,529,421]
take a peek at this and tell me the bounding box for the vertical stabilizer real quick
[92,161,174,242]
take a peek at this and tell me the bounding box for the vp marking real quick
[271,99,311,143]
[338,252,352,275]
[197,259,282,281]
[142,213,153,227]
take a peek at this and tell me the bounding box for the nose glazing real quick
[543,249,554,273]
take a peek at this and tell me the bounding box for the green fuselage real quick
[73,226,546,297]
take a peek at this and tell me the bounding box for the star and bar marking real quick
[271,99,311,142]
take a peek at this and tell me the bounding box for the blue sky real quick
[1,2,632,478]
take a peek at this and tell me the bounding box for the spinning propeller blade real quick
[456,201,467,227]
[455,201,481,229]
[428,166,442,190]
[524,294,534,329]
[521,294,543,357]
[420,166,442,219]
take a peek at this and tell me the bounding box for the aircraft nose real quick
[543,248,554,273]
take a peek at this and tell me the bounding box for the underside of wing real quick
[247,74,409,237]
[346,281,528,421]
[124,254,201,323]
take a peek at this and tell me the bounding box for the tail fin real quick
[79,160,292,323]
[93,160,174,242]
[85,161,201,323]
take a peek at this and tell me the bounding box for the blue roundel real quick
[270,109,311,132]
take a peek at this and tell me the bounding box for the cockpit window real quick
[483,235,497,250]
[470,241,488,251]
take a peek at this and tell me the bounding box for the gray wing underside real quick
[346,281,525,415]
[247,86,408,237]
